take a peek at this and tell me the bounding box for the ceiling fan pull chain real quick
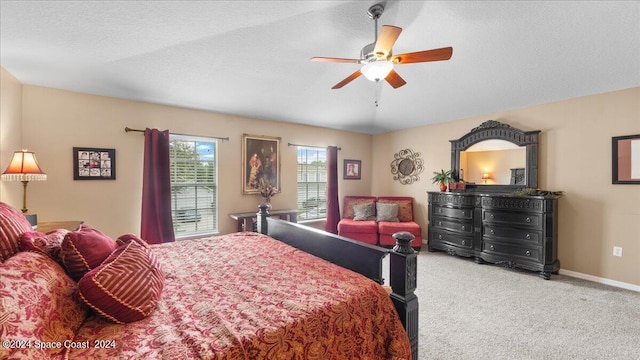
[374,81,382,108]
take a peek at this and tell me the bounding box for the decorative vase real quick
[261,199,272,212]
[439,182,447,192]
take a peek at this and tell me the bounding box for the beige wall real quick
[0,67,23,205]
[372,87,640,286]
[4,64,639,286]
[17,85,372,237]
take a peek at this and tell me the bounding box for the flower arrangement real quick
[258,177,276,203]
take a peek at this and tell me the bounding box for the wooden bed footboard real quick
[257,205,419,359]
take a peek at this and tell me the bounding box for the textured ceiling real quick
[1,1,639,134]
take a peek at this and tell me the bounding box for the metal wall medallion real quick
[390,149,424,184]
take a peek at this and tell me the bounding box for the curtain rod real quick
[124,127,229,141]
[287,142,341,150]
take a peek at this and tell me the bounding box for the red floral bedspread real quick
[66,232,411,359]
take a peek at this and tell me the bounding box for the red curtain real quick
[141,128,175,244]
[325,146,340,234]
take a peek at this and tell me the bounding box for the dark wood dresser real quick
[428,191,560,279]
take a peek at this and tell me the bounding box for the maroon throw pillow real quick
[19,229,69,263]
[0,202,33,261]
[61,224,118,281]
[78,240,165,324]
[116,233,149,248]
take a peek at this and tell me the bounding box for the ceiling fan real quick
[311,3,453,89]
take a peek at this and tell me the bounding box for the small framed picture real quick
[612,134,640,184]
[73,147,116,180]
[344,159,361,180]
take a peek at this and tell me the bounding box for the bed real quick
[0,202,418,359]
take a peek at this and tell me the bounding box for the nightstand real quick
[36,221,83,233]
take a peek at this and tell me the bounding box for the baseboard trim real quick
[559,269,640,293]
[423,246,640,292]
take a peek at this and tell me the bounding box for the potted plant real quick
[431,169,453,192]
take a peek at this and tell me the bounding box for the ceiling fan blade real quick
[332,70,362,89]
[392,46,453,64]
[374,25,402,58]
[385,69,407,89]
[311,57,360,64]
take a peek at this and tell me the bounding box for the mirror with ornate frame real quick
[450,120,541,192]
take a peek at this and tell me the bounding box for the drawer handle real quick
[490,229,495,235]
[461,240,466,245]
[525,250,531,256]
[525,233,531,240]
[461,225,466,231]
[490,245,495,250]
[490,214,495,219]
[526,217,531,223]
[438,208,442,213]
[438,221,442,226]
[438,234,443,239]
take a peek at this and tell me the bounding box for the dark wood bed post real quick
[390,232,419,360]
[256,206,419,360]
[256,203,269,233]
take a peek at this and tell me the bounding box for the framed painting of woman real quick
[242,134,281,194]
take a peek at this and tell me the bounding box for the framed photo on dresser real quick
[73,147,116,180]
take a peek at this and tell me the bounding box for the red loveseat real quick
[336,196,379,245]
[337,196,422,249]
[376,197,421,248]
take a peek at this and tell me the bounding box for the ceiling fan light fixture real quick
[361,61,393,82]
[311,2,452,89]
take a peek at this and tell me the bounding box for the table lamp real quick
[1,149,47,226]
[482,173,491,184]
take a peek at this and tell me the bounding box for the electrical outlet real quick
[613,246,623,257]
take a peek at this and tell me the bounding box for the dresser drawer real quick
[431,229,473,249]
[482,240,541,262]
[433,206,473,220]
[483,225,542,244]
[431,217,473,234]
[481,197,544,212]
[482,210,542,227]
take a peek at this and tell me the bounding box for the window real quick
[169,135,217,238]
[297,147,327,220]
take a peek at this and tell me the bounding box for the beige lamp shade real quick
[2,150,47,182]
[2,150,47,214]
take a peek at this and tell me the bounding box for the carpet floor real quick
[413,251,640,360]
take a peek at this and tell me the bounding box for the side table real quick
[229,209,298,232]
